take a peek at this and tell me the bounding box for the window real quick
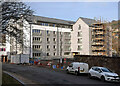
[53,24,55,27]
[47,53,50,56]
[78,25,81,30]
[78,38,82,43]
[47,45,50,49]
[78,32,82,37]
[38,30,40,33]
[0,48,5,51]
[45,23,48,26]
[33,53,41,57]
[47,30,50,35]
[64,46,71,51]
[47,38,50,41]
[37,30,39,33]
[54,53,56,56]
[42,23,45,26]
[53,31,56,35]
[32,30,34,33]
[53,45,56,49]
[35,29,36,33]
[40,23,42,26]
[53,38,56,41]
[69,63,73,67]
[78,45,82,50]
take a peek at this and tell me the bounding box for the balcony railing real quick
[53,34,56,36]
[64,35,71,39]
[53,41,56,44]
[65,42,71,44]
[47,41,50,44]
[64,49,71,51]
[53,49,56,51]
[33,41,42,44]
[32,33,42,36]
[47,34,50,36]
[47,48,50,51]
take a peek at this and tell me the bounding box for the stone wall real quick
[74,55,120,75]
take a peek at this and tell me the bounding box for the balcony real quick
[53,34,56,37]
[53,41,56,44]
[53,49,56,51]
[92,42,104,45]
[94,37,104,40]
[47,48,50,51]
[47,41,50,44]
[64,48,71,51]
[92,44,104,47]
[92,27,103,30]
[47,34,50,36]
[33,41,42,44]
[65,42,71,44]
[92,50,106,52]
[64,35,71,39]
[33,48,42,51]
[32,33,42,36]
[77,35,82,37]
[77,41,82,44]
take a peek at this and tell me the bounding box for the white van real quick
[66,62,89,75]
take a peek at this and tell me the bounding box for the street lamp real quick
[60,26,62,67]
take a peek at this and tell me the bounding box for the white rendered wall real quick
[71,18,91,55]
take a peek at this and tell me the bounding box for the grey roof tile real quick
[80,17,96,26]
[29,15,96,26]
[33,15,75,25]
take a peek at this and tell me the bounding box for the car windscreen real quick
[101,68,112,73]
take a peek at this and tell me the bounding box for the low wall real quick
[74,55,120,75]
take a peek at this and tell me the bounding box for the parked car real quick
[88,67,120,82]
[66,62,89,75]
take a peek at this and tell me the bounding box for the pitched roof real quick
[28,15,96,26]
[80,17,96,26]
[32,15,75,25]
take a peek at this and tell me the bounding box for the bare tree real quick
[0,1,33,54]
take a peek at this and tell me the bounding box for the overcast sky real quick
[26,2,118,22]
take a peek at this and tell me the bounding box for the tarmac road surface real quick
[2,63,119,86]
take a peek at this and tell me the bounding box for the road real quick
[2,63,119,86]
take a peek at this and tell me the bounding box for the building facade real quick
[0,34,10,62]
[91,23,112,56]
[4,15,112,61]
[31,16,74,60]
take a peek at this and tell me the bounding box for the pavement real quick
[2,63,120,86]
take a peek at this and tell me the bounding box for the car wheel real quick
[101,76,105,82]
[88,73,92,79]
[66,69,69,74]
[75,71,79,76]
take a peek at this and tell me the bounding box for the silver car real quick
[89,67,120,82]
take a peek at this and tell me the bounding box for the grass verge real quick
[2,72,24,86]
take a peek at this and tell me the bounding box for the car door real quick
[90,67,97,77]
[68,63,74,72]
[95,68,102,78]
[94,68,102,78]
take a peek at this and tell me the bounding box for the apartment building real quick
[91,23,112,56]
[0,34,10,62]
[71,17,95,56]
[31,16,74,59]
[112,28,119,56]
[4,15,112,61]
